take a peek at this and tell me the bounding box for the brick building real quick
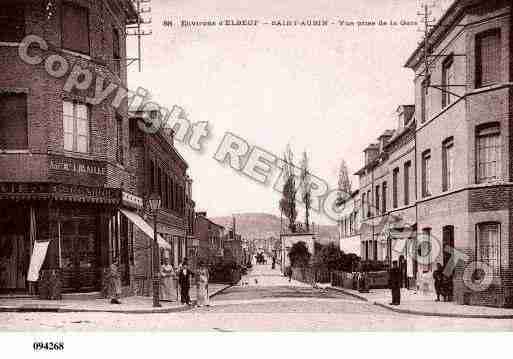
[354,0,513,307]
[128,107,194,294]
[195,212,225,265]
[0,0,141,296]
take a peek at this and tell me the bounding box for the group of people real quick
[108,257,211,307]
[388,261,452,306]
[160,257,210,307]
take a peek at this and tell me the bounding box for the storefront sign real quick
[49,156,106,176]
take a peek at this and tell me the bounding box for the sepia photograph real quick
[0,0,513,356]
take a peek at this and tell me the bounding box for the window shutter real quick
[62,3,90,54]
[0,93,28,149]
[476,30,501,87]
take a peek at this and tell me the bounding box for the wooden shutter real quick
[62,3,90,54]
[0,93,28,149]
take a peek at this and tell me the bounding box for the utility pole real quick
[127,0,153,72]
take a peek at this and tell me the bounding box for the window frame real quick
[0,3,26,43]
[61,2,91,55]
[63,100,90,153]
[476,123,501,184]
[116,115,124,165]
[442,55,454,108]
[442,137,454,192]
[476,222,501,276]
[422,150,432,198]
[382,181,387,214]
[475,28,501,88]
[0,92,28,150]
[404,161,411,206]
[392,168,399,209]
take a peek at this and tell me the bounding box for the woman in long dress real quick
[195,266,210,307]
[160,257,176,301]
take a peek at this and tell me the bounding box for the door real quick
[61,217,99,292]
[442,226,454,301]
[119,215,130,286]
[0,208,29,294]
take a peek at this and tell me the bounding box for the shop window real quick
[0,3,25,43]
[63,101,89,153]
[420,228,432,272]
[476,222,500,276]
[476,124,501,183]
[476,29,501,88]
[62,2,90,55]
[0,93,28,150]
[442,137,454,191]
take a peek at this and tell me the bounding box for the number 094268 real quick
[33,342,64,351]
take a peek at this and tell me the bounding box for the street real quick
[1,264,512,331]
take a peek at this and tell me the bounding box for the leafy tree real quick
[300,151,312,232]
[336,158,352,207]
[313,243,361,272]
[288,241,311,268]
[280,145,297,232]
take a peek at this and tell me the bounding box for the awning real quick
[120,209,171,249]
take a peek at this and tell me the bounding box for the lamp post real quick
[148,193,161,308]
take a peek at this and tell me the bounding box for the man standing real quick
[178,258,192,305]
[389,261,401,305]
[433,263,444,302]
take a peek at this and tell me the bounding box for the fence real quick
[291,267,390,290]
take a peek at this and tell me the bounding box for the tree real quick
[300,151,312,232]
[288,241,311,268]
[313,243,361,272]
[279,145,298,232]
[336,158,352,207]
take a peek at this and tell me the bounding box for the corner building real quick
[0,0,140,296]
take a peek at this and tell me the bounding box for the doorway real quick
[442,225,455,301]
[0,206,30,293]
[61,217,99,292]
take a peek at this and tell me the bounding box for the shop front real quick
[0,182,120,297]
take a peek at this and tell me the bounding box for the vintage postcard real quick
[0,0,512,356]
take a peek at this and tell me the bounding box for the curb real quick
[325,286,369,302]
[0,284,233,314]
[373,302,513,319]
[208,284,233,299]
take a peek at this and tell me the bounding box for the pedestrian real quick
[178,258,192,305]
[196,263,210,307]
[160,256,176,302]
[433,263,444,302]
[287,266,293,282]
[108,261,122,304]
[388,261,401,305]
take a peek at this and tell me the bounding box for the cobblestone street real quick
[1,265,513,331]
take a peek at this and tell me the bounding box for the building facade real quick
[338,190,362,257]
[195,212,225,265]
[128,108,192,294]
[354,0,513,307]
[0,0,141,296]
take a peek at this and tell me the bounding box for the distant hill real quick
[210,213,338,244]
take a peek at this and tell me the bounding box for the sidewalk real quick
[0,283,231,314]
[325,285,513,319]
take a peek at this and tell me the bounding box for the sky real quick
[127,0,455,224]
